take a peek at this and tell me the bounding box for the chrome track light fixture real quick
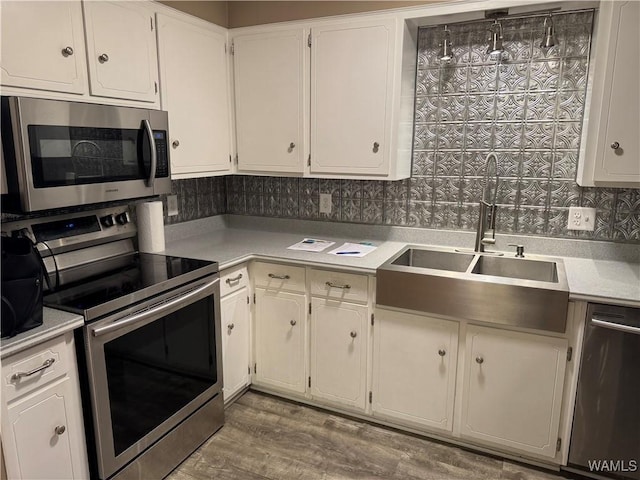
[540,13,557,49]
[439,25,454,64]
[487,19,504,60]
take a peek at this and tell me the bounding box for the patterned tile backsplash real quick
[222,10,640,243]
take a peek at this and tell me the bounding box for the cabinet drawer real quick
[221,265,249,297]
[252,262,305,292]
[310,269,369,303]
[2,334,72,403]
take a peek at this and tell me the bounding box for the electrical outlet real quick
[319,193,332,214]
[167,195,179,217]
[567,207,596,231]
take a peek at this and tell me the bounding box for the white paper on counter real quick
[327,242,377,257]
[287,238,335,252]
[137,201,165,253]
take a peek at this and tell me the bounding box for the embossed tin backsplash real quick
[213,10,638,242]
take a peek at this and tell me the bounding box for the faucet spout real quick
[475,152,500,253]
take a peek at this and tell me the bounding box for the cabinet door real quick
[310,19,395,176]
[4,378,79,479]
[83,1,158,102]
[0,1,87,94]
[157,14,231,177]
[221,287,251,402]
[461,325,567,459]
[234,29,306,173]
[254,288,306,393]
[594,1,640,184]
[310,298,367,410]
[372,309,458,432]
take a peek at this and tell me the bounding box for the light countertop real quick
[164,216,640,307]
[1,308,84,359]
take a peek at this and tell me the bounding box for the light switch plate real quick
[319,193,332,214]
[167,195,179,217]
[567,207,596,231]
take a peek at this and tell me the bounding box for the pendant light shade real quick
[439,25,454,64]
[487,20,504,58]
[540,14,556,49]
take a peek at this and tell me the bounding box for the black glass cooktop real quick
[44,253,218,319]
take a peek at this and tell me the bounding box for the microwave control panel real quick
[154,131,169,178]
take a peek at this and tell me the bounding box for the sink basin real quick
[471,256,558,283]
[377,246,569,333]
[391,248,474,272]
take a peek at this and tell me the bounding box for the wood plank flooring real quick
[167,391,576,480]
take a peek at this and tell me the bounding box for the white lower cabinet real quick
[460,325,568,459]
[221,287,251,402]
[309,298,367,411]
[1,333,88,479]
[253,288,307,394]
[372,308,458,432]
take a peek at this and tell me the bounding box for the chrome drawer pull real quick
[438,349,446,357]
[326,281,351,289]
[225,274,243,284]
[475,356,484,365]
[11,358,56,381]
[290,320,297,326]
[55,425,66,436]
[268,273,290,280]
[350,331,357,338]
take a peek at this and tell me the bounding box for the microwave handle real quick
[142,119,156,188]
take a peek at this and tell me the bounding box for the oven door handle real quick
[591,315,640,335]
[143,119,157,189]
[91,278,218,338]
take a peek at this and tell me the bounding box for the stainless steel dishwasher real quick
[568,303,640,480]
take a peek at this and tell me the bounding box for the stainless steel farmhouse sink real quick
[471,255,559,283]
[377,246,569,333]
[390,248,475,272]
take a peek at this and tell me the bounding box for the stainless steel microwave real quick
[1,97,171,212]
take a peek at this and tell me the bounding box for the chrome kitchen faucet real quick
[474,152,499,253]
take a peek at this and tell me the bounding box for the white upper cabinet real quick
[234,29,307,174]
[310,19,394,177]
[0,1,88,94]
[231,16,413,180]
[578,0,640,187]
[156,13,232,177]
[83,1,159,103]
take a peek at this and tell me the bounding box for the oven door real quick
[84,275,222,479]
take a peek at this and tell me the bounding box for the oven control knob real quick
[100,214,115,228]
[116,212,131,225]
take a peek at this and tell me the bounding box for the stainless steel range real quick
[2,207,224,480]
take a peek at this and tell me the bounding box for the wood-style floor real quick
[168,391,575,480]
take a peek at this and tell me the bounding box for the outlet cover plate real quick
[319,193,332,214]
[167,195,179,217]
[567,207,596,231]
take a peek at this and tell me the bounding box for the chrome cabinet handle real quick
[225,274,243,284]
[268,273,290,280]
[290,319,297,326]
[288,142,295,152]
[438,349,446,357]
[11,358,56,381]
[592,316,640,335]
[172,140,180,149]
[55,425,66,435]
[350,331,357,338]
[227,323,235,331]
[475,356,484,365]
[61,46,74,57]
[611,141,620,150]
[373,142,380,153]
[98,53,109,63]
[326,281,351,289]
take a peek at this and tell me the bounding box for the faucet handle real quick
[508,244,525,258]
